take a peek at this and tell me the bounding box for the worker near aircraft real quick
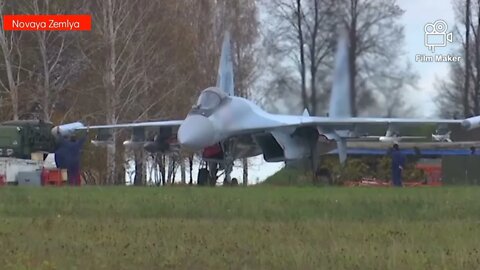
[391,143,405,187]
[54,130,87,186]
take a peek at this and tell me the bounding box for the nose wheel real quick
[199,160,233,186]
[222,140,235,186]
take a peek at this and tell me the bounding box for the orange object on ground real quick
[415,164,442,185]
[41,168,65,186]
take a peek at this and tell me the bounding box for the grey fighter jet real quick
[54,32,471,181]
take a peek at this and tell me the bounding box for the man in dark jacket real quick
[391,143,405,187]
[55,132,87,186]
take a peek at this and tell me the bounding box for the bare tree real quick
[296,0,307,111]
[338,0,408,116]
[436,0,480,117]
[265,0,415,118]
[264,0,337,115]
[466,0,472,116]
[15,0,86,121]
[0,1,23,120]
[85,0,173,184]
[469,0,480,115]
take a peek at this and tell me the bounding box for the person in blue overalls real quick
[54,132,87,186]
[391,143,405,187]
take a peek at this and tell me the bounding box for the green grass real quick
[0,186,479,269]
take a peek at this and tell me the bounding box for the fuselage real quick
[177,87,332,161]
[177,87,303,151]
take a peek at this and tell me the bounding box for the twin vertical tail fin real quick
[328,30,351,118]
[216,32,235,96]
[328,30,351,164]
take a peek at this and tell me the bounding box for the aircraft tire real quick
[316,168,332,185]
[197,168,209,186]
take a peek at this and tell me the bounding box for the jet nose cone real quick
[178,115,215,151]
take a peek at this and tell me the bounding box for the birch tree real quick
[86,0,173,184]
[0,1,23,120]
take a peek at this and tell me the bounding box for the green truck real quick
[0,120,57,159]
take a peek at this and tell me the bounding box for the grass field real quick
[0,186,479,269]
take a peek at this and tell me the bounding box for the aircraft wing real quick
[55,120,184,153]
[76,120,183,130]
[346,141,480,150]
[300,116,463,127]
[347,135,427,142]
[242,116,464,135]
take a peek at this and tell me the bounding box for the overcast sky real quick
[399,0,458,117]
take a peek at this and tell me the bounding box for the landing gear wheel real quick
[231,178,238,186]
[197,168,209,186]
[208,162,218,186]
[223,178,230,186]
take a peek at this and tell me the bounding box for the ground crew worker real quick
[391,143,405,187]
[55,131,87,186]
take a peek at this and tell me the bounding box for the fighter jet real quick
[432,128,452,142]
[53,31,473,180]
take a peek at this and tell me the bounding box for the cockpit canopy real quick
[194,87,227,112]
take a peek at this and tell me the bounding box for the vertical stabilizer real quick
[302,108,310,116]
[328,31,351,118]
[216,32,235,96]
